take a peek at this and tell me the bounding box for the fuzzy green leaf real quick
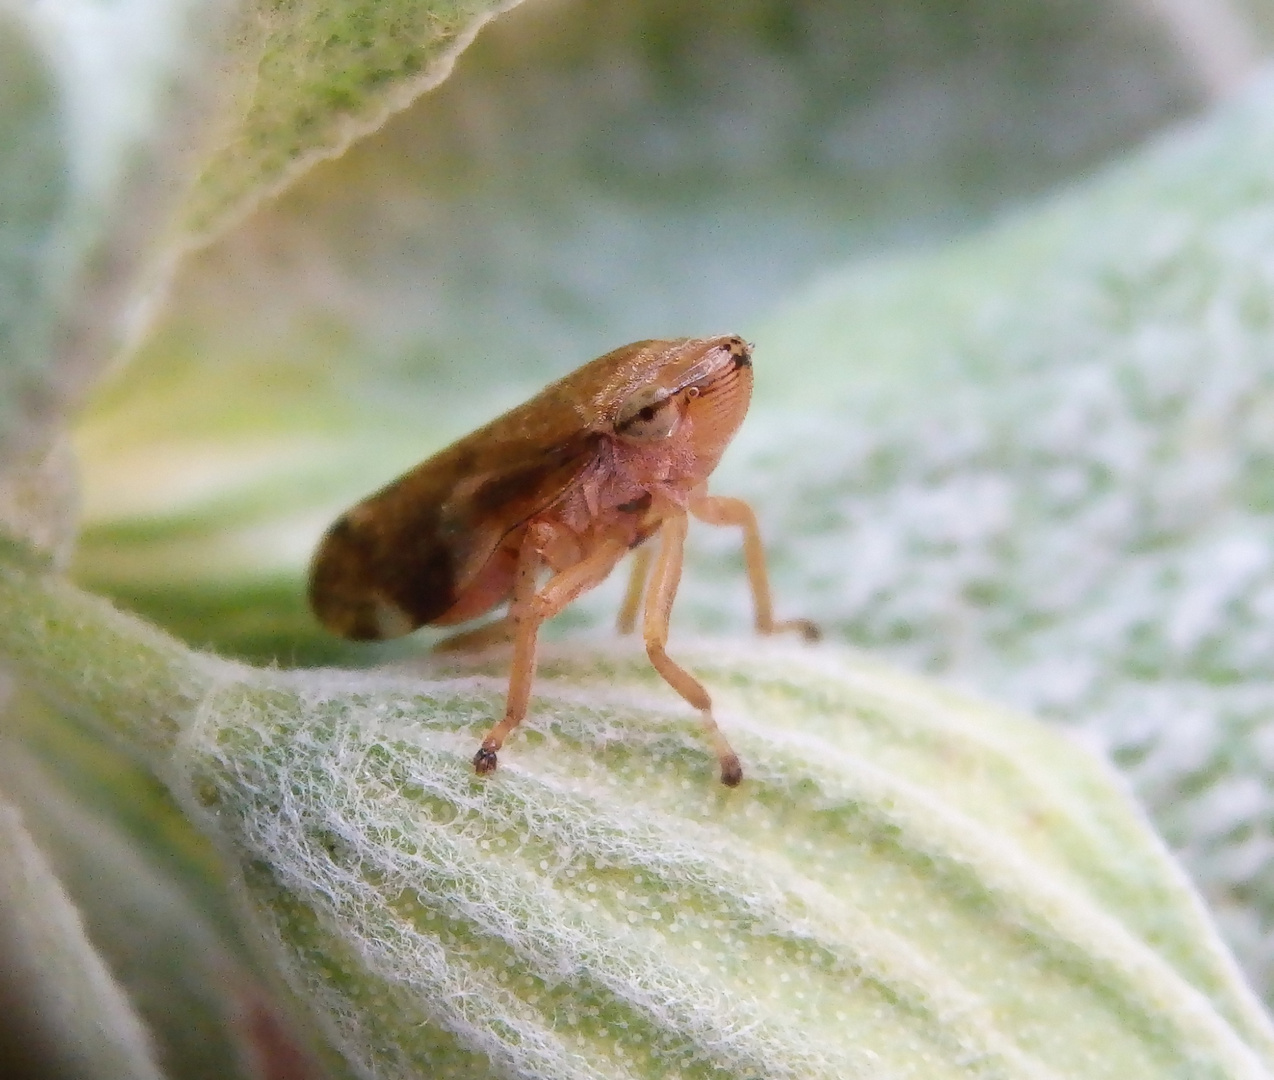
[3,555,1273,1078]
[182,0,528,241]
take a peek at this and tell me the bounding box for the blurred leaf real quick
[0,0,233,560]
[738,72,1274,997]
[0,0,529,560]
[0,788,166,1080]
[0,11,66,451]
[0,13,78,566]
[74,0,1214,654]
[183,0,528,240]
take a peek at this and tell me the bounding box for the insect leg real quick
[642,512,743,787]
[474,531,629,775]
[615,542,654,635]
[473,535,543,775]
[689,494,820,641]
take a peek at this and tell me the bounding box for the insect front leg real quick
[689,494,820,642]
[642,512,743,787]
[473,531,629,776]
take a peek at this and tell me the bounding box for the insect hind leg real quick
[689,494,820,642]
[642,512,742,786]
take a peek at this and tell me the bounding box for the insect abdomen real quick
[308,508,458,641]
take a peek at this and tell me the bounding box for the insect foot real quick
[794,619,822,643]
[473,743,499,775]
[718,751,743,788]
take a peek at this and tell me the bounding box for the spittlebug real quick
[308,336,817,785]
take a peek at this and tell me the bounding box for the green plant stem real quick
[0,544,229,763]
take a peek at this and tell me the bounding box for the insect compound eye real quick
[614,384,680,441]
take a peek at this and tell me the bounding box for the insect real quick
[308,336,817,785]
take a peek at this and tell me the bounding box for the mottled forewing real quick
[308,384,603,640]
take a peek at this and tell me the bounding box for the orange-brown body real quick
[309,336,815,784]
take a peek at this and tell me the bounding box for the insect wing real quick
[309,394,600,640]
